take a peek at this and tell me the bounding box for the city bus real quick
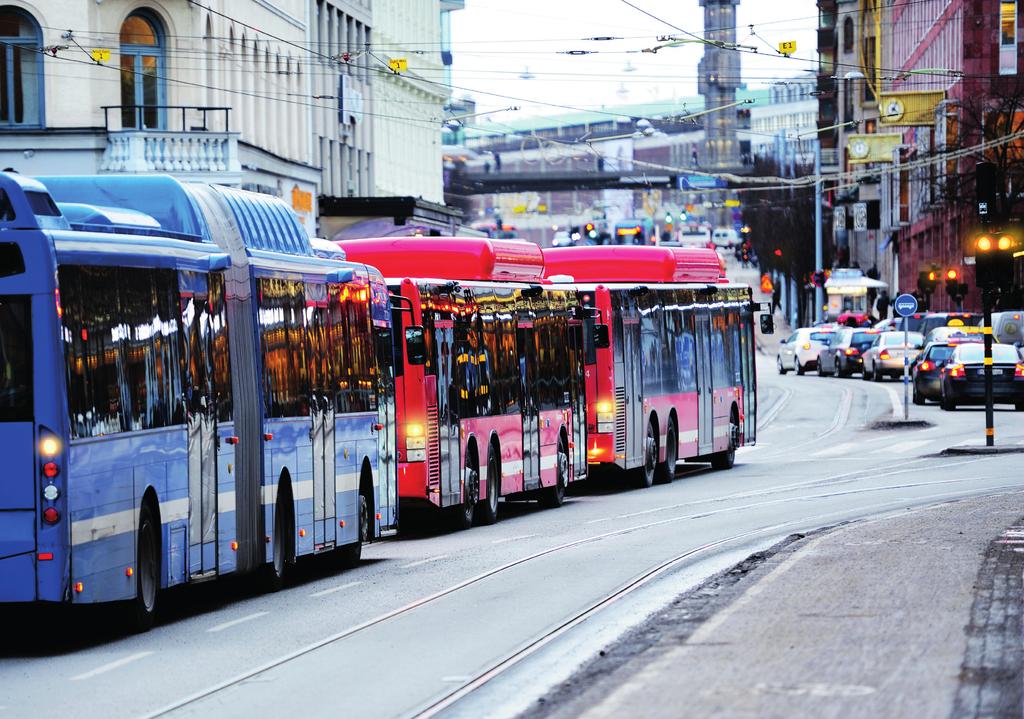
[543,245,756,486]
[338,238,588,529]
[0,173,396,630]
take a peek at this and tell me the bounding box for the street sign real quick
[388,58,408,73]
[778,40,797,55]
[724,199,741,207]
[679,175,725,190]
[894,293,918,317]
[833,205,846,232]
[853,202,868,231]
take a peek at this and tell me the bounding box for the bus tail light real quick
[43,462,59,479]
[596,399,615,432]
[37,552,53,561]
[42,507,60,524]
[947,363,965,378]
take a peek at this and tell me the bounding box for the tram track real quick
[143,454,1009,719]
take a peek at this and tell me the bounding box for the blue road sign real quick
[679,175,726,190]
[894,293,919,317]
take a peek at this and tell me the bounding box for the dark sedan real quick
[939,343,1024,411]
[817,328,880,377]
[912,339,981,404]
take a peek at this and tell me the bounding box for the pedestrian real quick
[874,290,890,320]
[771,284,780,314]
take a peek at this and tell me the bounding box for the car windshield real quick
[851,331,876,346]
[0,296,32,421]
[927,345,955,362]
[956,344,1021,364]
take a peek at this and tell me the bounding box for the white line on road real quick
[491,534,537,545]
[889,439,933,455]
[71,651,153,681]
[207,612,269,633]
[310,581,363,598]
[884,385,902,418]
[401,555,449,569]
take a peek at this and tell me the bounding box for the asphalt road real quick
[2,355,1023,719]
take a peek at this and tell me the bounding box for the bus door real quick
[307,283,336,548]
[182,272,218,576]
[567,319,587,479]
[435,320,461,506]
[518,321,541,491]
[618,296,644,466]
[374,324,397,527]
[694,308,715,456]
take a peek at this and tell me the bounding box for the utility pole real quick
[814,140,823,323]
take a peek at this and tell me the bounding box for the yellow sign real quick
[724,199,741,208]
[878,90,946,126]
[846,133,902,163]
[291,185,312,214]
[778,40,797,56]
[89,48,111,63]
[388,58,408,73]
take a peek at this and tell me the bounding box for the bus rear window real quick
[0,296,31,421]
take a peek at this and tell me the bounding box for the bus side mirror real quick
[593,324,610,349]
[405,326,427,365]
[759,314,775,335]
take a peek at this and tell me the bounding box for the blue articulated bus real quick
[0,173,397,630]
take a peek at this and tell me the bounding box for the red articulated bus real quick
[543,245,757,486]
[338,238,588,529]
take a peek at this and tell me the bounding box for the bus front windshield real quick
[0,296,31,421]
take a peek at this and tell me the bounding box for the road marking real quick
[816,388,853,439]
[889,439,932,455]
[758,388,793,429]
[883,385,902,418]
[207,612,268,633]
[491,534,537,544]
[71,651,153,681]
[310,581,363,598]
[401,555,449,569]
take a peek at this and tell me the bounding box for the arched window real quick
[843,17,854,53]
[0,7,43,127]
[120,11,165,129]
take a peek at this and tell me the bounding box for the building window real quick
[1000,1,1017,75]
[119,11,165,128]
[0,8,43,127]
[843,17,853,53]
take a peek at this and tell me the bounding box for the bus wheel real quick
[264,488,294,592]
[339,492,368,569]
[451,462,478,530]
[540,441,569,509]
[475,449,500,525]
[631,423,657,489]
[127,501,159,633]
[711,411,738,471]
[655,420,677,484]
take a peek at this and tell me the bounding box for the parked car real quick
[816,328,880,377]
[939,342,1024,411]
[911,335,983,404]
[861,331,924,381]
[777,327,836,375]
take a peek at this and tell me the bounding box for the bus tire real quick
[264,485,294,592]
[451,459,478,531]
[338,491,369,569]
[631,422,657,489]
[126,499,159,633]
[710,409,738,471]
[655,419,677,484]
[540,439,568,509]
[475,447,500,525]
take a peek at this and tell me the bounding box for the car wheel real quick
[796,361,806,376]
[912,386,925,405]
[833,356,842,378]
[777,357,788,375]
[941,391,956,411]
[817,360,827,377]
[873,367,883,382]
[862,364,872,381]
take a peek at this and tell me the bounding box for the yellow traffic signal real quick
[977,235,993,251]
[998,235,1013,250]
[946,268,958,280]
[927,270,937,282]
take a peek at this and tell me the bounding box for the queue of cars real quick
[776,312,1024,411]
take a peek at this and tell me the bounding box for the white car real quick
[861,331,924,381]
[712,228,739,249]
[777,327,837,375]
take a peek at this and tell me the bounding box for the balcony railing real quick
[99,105,240,181]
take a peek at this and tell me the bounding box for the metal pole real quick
[983,288,995,446]
[814,140,823,323]
[903,322,909,420]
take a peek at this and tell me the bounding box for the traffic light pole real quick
[814,141,823,323]
[983,288,995,446]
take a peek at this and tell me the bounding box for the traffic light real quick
[945,268,967,300]
[584,222,597,239]
[972,230,1020,288]
[917,269,939,296]
[664,212,673,226]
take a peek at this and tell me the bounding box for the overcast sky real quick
[448,0,819,122]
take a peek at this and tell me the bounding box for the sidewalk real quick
[535,493,1024,719]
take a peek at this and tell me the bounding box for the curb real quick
[870,419,934,431]
[940,444,1024,456]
